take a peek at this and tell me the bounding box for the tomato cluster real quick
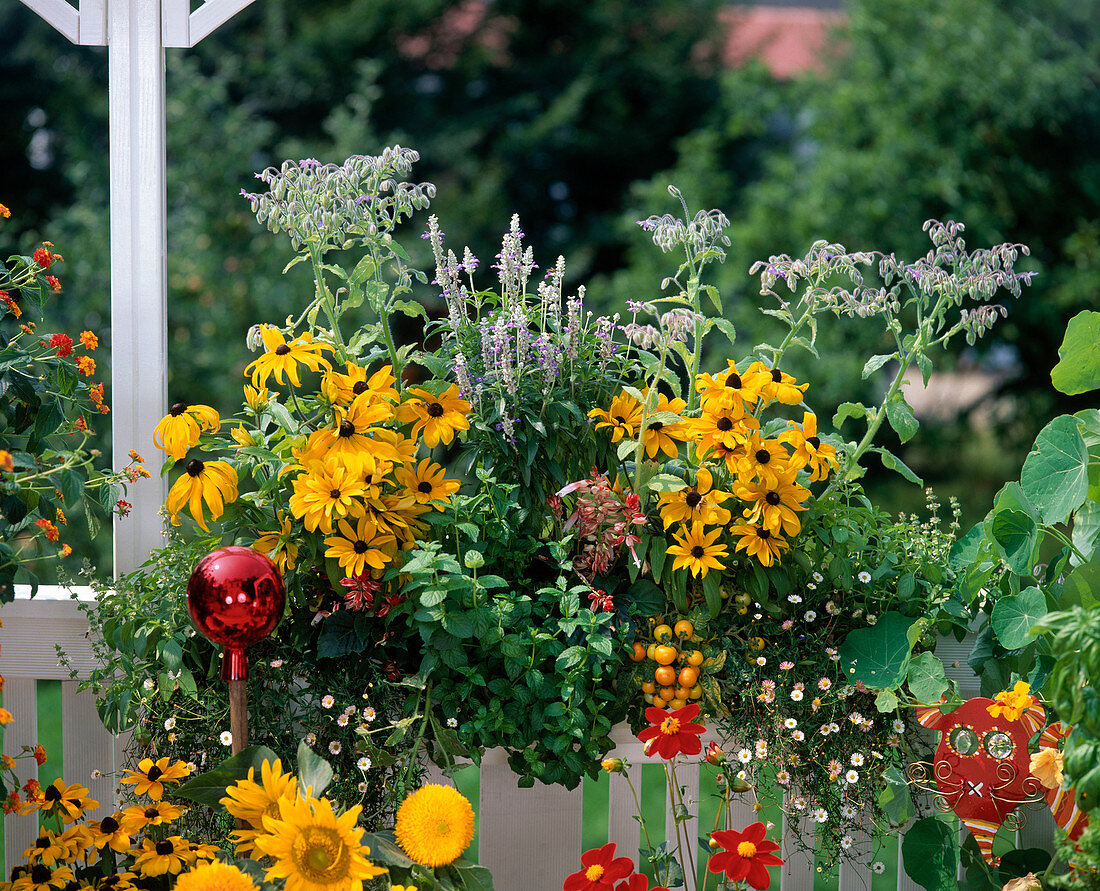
[628,618,705,710]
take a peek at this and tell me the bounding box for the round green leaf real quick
[907,651,949,703]
[902,817,958,891]
[839,611,915,689]
[1051,310,1100,395]
[1020,415,1090,525]
[991,586,1047,650]
[990,508,1038,575]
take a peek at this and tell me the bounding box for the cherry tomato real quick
[630,642,647,662]
[674,619,694,640]
[687,650,704,666]
[654,624,674,644]
[654,665,677,686]
[678,666,699,688]
[643,693,655,705]
[641,681,656,694]
[674,685,692,700]
[689,684,703,700]
[653,645,678,666]
[669,698,687,710]
[646,643,658,661]
[750,637,766,652]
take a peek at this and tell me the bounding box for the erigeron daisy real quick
[143,678,155,691]
[780,661,794,670]
[812,807,828,823]
[820,725,832,736]
[818,678,832,691]
[304,733,317,746]
[220,732,233,746]
[858,571,871,583]
[840,804,857,820]
[788,594,802,604]
[804,610,817,622]
[846,770,859,784]
[791,796,807,811]
[872,861,886,874]
[738,749,753,764]
[829,722,840,733]
[791,690,803,702]
[782,620,794,630]
[755,740,768,759]
[329,741,342,755]
[807,583,816,590]
[813,572,823,582]
[784,718,798,729]
[447,717,458,728]
[321,695,335,709]
[841,835,853,850]
[164,717,176,731]
[358,782,368,793]
[356,757,372,771]
[270,659,284,668]
[867,614,878,625]
[851,753,865,766]
[776,770,791,785]
[363,707,377,722]
[792,731,805,741]
[336,715,349,727]
[892,719,905,733]
[756,657,767,667]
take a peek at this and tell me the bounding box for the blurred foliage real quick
[2,0,1099,566]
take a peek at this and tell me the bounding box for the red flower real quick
[46,275,61,291]
[563,843,635,891]
[49,333,73,357]
[636,703,706,759]
[32,744,46,766]
[0,291,20,319]
[33,247,53,268]
[116,500,132,517]
[614,875,669,891]
[708,821,784,890]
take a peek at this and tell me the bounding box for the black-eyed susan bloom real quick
[221,759,299,856]
[731,521,789,567]
[166,459,238,532]
[397,384,471,448]
[254,514,299,574]
[734,474,809,537]
[779,412,839,481]
[657,466,733,528]
[695,361,761,412]
[153,403,220,459]
[120,756,190,802]
[394,784,475,868]
[88,812,131,854]
[589,390,644,443]
[744,361,808,406]
[288,460,366,534]
[307,396,398,474]
[23,830,68,867]
[119,801,186,834]
[11,863,75,891]
[395,458,460,508]
[736,433,792,488]
[246,326,334,389]
[667,522,728,578]
[323,362,398,408]
[255,795,386,890]
[641,393,689,459]
[690,402,758,464]
[39,779,98,824]
[133,836,196,878]
[325,515,397,578]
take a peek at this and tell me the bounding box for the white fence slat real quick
[1017,802,1057,855]
[16,0,79,42]
[837,823,874,888]
[0,595,96,680]
[477,747,583,891]
[779,806,816,891]
[61,681,125,813]
[3,678,40,871]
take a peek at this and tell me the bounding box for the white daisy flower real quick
[776,770,791,785]
[356,756,372,771]
[329,741,342,755]
[164,717,176,731]
[829,723,840,734]
[791,690,804,702]
[892,719,905,733]
[841,835,853,850]
[337,714,350,727]
[807,583,817,591]
[305,732,317,746]
[755,740,768,759]
[363,707,377,722]
[738,749,753,764]
[358,781,368,793]
[872,861,886,875]
[143,678,155,691]
[850,753,865,766]
[804,610,817,623]
[840,804,857,820]
[321,695,335,709]
[792,730,805,741]
[846,769,859,784]
[90,769,102,779]
[858,571,871,583]
[867,614,878,625]
[756,657,767,667]
[813,571,823,583]
[813,807,828,823]
[447,717,458,728]
[784,718,798,729]
[220,731,233,746]
[791,796,807,811]
[788,594,803,604]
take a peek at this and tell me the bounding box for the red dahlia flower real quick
[614,874,669,891]
[563,842,634,891]
[708,821,784,890]
[636,703,706,759]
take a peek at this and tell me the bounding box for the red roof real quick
[719,5,845,78]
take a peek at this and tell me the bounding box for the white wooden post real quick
[16,0,259,573]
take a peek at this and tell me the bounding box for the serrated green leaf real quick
[862,353,896,379]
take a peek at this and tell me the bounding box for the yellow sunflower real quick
[166,459,239,532]
[666,522,729,578]
[733,473,809,537]
[394,459,460,508]
[394,784,475,868]
[325,515,397,578]
[120,756,191,802]
[778,412,839,481]
[133,836,196,877]
[656,466,733,528]
[254,514,299,574]
[731,521,789,567]
[288,460,366,534]
[323,363,398,408]
[221,758,300,855]
[153,403,221,459]
[256,795,386,890]
[397,384,471,448]
[176,861,258,891]
[10,863,75,891]
[246,327,334,389]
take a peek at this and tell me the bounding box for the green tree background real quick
[2,0,1097,572]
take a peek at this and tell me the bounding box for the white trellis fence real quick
[0,587,1059,890]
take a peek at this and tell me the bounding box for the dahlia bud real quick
[705,742,726,766]
[601,758,623,774]
[730,776,753,793]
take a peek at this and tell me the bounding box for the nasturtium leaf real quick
[907,651,949,703]
[991,587,1047,650]
[1071,498,1100,567]
[990,509,1038,575]
[949,522,986,572]
[1051,310,1100,395]
[839,612,916,689]
[176,745,279,807]
[1062,556,1100,609]
[991,481,1042,525]
[875,689,899,713]
[1020,415,1089,525]
[902,817,958,891]
[296,740,333,797]
[879,765,915,825]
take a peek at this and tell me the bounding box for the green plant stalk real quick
[624,770,660,887]
[668,760,699,889]
[401,684,432,791]
[633,342,671,497]
[308,247,349,363]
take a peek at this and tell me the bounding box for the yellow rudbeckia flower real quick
[245,326,334,389]
[397,384,471,448]
[667,522,728,578]
[153,403,220,459]
[166,459,238,532]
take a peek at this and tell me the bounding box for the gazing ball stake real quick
[187,546,285,753]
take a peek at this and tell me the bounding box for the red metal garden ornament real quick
[187,546,285,753]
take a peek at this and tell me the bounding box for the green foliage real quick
[1051,311,1100,396]
[901,817,958,891]
[175,744,280,808]
[839,612,915,690]
[363,830,495,891]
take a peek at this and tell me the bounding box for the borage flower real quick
[246,326,334,389]
[708,821,784,890]
[636,703,706,759]
[563,842,635,891]
[166,459,238,532]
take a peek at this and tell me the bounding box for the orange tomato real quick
[654,665,677,686]
[678,666,699,688]
[646,643,657,661]
[653,645,678,666]
[654,624,674,644]
[669,698,687,710]
[630,642,647,662]
[674,685,692,700]
[674,619,694,640]
[641,681,656,694]
[687,650,704,666]
[689,684,703,700]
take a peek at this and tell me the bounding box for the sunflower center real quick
[436,819,451,837]
[293,826,349,881]
[144,807,159,819]
[758,528,772,540]
[44,785,61,802]
[765,491,781,505]
[755,449,771,464]
[691,545,706,558]
[155,839,174,855]
[807,436,820,449]
[338,419,356,438]
[147,765,163,782]
[275,344,291,356]
[737,840,758,858]
[771,369,782,383]
[186,458,205,477]
[169,402,188,416]
[716,417,733,432]
[418,481,433,494]
[353,540,368,554]
[100,816,120,833]
[352,381,369,395]
[427,401,445,418]
[31,865,50,883]
[659,717,681,735]
[726,373,742,389]
[685,491,702,508]
[585,865,605,881]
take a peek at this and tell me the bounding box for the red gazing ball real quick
[187,546,285,680]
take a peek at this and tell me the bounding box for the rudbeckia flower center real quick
[716,417,733,431]
[427,401,445,418]
[330,488,342,499]
[352,381,369,395]
[44,785,61,802]
[585,865,605,881]
[275,344,291,356]
[765,491,781,505]
[338,419,356,438]
[31,865,50,883]
[737,841,758,858]
[418,481,433,494]
[147,765,163,782]
[807,436,820,449]
[144,807,159,819]
[660,717,681,735]
[155,839,174,855]
[186,459,205,477]
[353,540,368,554]
[101,816,120,833]
[726,373,743,388]
[685,491,702,508]
[35,837,50,848]
[650,421,664,432]
[755,449,771,464]
[691,545,705,558]
[771,369,782,382]
[169,402,188,416]
[758,528,772,540]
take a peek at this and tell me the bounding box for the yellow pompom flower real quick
[394,784,475,868]
[221,758,300,856]
[256,795,386,890]
[175,861,258,891]
[166,459,239,532]
[153,402,221,459]
[245,326,334,389]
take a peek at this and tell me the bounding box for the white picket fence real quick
[0,588,1058,890]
